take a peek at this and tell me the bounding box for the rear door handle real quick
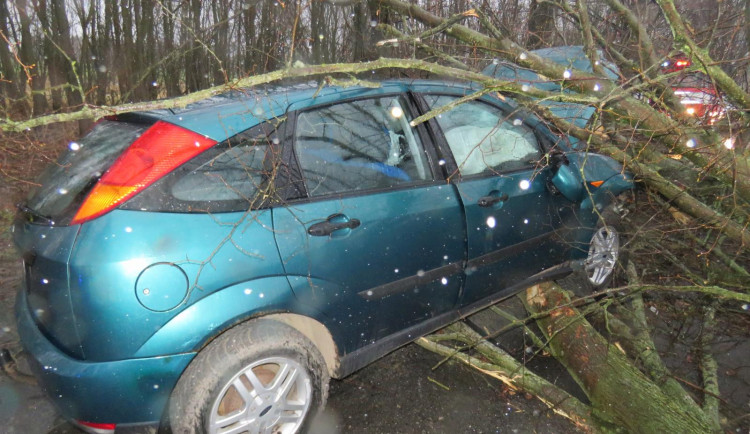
[478,193,509,207]
[307,214,361,236]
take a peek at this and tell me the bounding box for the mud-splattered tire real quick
[168,318,329,434]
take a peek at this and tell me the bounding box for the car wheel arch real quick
[188,311,340,379]
[132,276,341,361]
[263,312,340,378]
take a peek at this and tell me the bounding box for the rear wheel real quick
[169,319,329,434]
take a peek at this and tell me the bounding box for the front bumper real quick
[15,289,196,425]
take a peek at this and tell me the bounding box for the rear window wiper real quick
[16,203,55,225]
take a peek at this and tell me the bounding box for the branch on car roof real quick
[0,58,596,133]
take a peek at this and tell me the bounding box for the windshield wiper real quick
[15,203,55,225]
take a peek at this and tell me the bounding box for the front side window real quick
[294,96,431,197]
[423,95,542,176]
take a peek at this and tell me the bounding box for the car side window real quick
[171,142,270,202]
[423,95,542,176]
[294,96,431,197]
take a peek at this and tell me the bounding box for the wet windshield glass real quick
[26,120,149,222]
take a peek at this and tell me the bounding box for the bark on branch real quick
[523,281,717,433]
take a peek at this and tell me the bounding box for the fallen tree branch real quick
[699,300,721,430]
[417,322,603,432]
[380,0,750,203]
[0,57,593,132]
[535,108,749,247]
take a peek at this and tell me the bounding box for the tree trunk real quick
[523,282,716,433]
[0,0,25,113]
[15,0,47,115]
[527,0,556,49]
[745,0,750,90]
[161,0,182,97]
[49,0,83,112]
[242,1,257,74]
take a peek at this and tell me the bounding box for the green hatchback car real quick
[13,77,632,433]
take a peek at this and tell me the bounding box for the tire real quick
[168,318,329,434]
[562,195,629,296]
[582,199,628,291]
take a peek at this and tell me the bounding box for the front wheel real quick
[565,197,628,297]
[578,198,629,292]
[169,318,329,434]
[585,224,621,287]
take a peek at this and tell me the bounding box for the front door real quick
[422,95,573,305]
[273,94,465,353]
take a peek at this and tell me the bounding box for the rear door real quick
[273,94,465,352]
[421,94,575,305]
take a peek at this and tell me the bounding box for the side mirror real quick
[548,151,583,202]
[549,151,569,172]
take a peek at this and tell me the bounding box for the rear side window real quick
[294,96,432,197]
[171,145,268,202]
[423,95,542,176]
[123,123,280,213]
[26,120,150,222]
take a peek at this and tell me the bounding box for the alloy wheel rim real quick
[209,356,312,434]
[585,226,620,286]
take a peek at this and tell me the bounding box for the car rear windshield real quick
[26,120,151,224]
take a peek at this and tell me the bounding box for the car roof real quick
[123,47,618,142]
[133,80,482,141]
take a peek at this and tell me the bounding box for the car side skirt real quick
[334,261,575,378]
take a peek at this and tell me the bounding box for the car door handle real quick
[307,215,361,236]
[477,193,509,207]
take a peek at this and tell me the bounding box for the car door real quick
[421,94,576,306]
[273,94,465,353]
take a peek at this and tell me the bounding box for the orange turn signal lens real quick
[72,184,138,224]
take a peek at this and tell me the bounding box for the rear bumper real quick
[14,289,195,425]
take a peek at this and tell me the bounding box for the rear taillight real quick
[73,420,116,434]
[71,121,217,224]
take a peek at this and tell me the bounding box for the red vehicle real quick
[662,58,725,124]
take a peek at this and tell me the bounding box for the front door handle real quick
[478,193,509,207]
[307,214,361,236]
